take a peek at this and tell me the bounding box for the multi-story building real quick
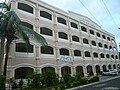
[5,0,120,79]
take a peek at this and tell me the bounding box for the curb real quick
[66,75,120,90]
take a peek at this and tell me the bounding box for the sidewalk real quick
[66,75,120,90]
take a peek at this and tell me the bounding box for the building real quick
[5,0,120,79]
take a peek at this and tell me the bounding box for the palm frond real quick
[0,2,11,11]
[16,25,47,46]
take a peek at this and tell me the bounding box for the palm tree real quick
[0,2,47,78]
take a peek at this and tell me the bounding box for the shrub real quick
[0,75,5,90]
[89,76,99,83]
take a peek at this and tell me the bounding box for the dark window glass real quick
[16,43,33,53]
[85,51,91,57]
[96,32,100,37]
[100,53,104,58]
[21,22,33,30]
[116,55,118,59]
[102,35,106,39]
[18,3,33,13]
[111,55,114,59]
[71,22,78,29]
[106,54,110,58]
[91,41,96,46]
[107,37,110,41]
[58,32,68,40]
[40,11,52,20]
[93,52,98,58]
[83,38,89,44]
[81,26,87,32]
[40,27,53,36]
[60,48,69,55]
[57,17,66,25]
[72,36,79,42]
[98,43,102,47]
[74,50,81,56]
[41,46,54,54]
[104,44,108,49]
[109,46,112,49]
[90,30,94,35]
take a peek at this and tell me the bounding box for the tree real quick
[0,2,47,78]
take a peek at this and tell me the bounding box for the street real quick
[73,75,120,90]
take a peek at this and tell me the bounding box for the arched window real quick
[58,32,68,40]
[40,11,52,20]
[96,32,100,37]
[72,36,79,42]
[60,48,69,55]
[91,41,96,46]
[16,43,33,53]
[83,38,89,44]
[18,3,33,13]
[40,27,53,36]
[41,46,54,54]
[85,51,91,57]
[57,17,66,25]
[98,42,102,47]
[93,52,98,58]
[21,22,33,30]
[106,54,110,58]
[74,50,81,56]
[107,37,110,41]
[109,46,112,49]
[116,55,118,59]
[104,44,108,49]
[81,26,87,32]
[71,22,78,29]
[90,30,94,35]
[102,35,106,39]
[111,55,114,59]
[100,53,104,58]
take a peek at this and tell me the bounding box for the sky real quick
[0,0,120,50]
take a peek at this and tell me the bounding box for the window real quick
[96,32,100,37]
[71,22,78,29]
[93,52,98,58]
[102,35,106,39]
[57,17,66,25]
[21,22,33,30]
[18,3,33,13]
[98,43,102,47]
[40,27,53,36]
[111,55,114,59]
[85,51,91,57]
[104,44,108,49]
[100,53,104,58]
[91,41,96,46]
[41,46,54,54]
[58,32,68,40]
[83,38,89,44]
[16,43,33,53]
[72,36,79,42]
[90,30,94,35]
[107,37,110,41]
[60,48,69,55]
[106,54,110,58]
[116,55,118,59]
[81,26,87,32]
[40,11,52,20]
[109,46,112,49]
[74,50,81,56]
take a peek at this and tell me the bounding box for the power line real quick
[101,0,118,28]
[78,0,101,26]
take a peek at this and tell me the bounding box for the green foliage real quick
[62,74,73,83]
[88,76,99,83]
[0,75,5,90]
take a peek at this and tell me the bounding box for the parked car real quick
[102,70,118,76]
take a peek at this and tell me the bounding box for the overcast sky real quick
[40,0,120,49]
[1,0,120,50]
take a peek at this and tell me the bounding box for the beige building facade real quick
[5,0,120,79]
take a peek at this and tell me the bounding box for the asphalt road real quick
[74,76,120,90]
